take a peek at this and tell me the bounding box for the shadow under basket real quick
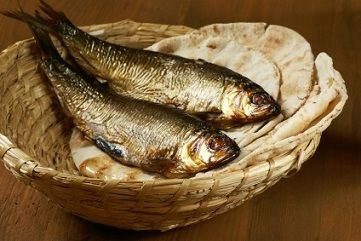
[0,20,346,231]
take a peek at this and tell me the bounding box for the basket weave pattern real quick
[0,20,342,230]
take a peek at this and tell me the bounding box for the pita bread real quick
[241,52,344,157]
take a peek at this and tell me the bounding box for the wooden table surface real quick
[0,0,360,240]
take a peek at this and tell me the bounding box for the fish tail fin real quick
[2,1,62,60]
[1,1,58,36]
[30,24,62,60]
[38,0,75,30]
[1,9,53,33]
[2,0,76,37]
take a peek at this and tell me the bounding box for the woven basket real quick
[0,20,347,231]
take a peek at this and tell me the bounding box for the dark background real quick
[0,0,360,240]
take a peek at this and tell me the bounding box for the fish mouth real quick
[211,148,240,167]
[252,102,281,117]
[207,135,240,168]
[180,131,240,172]
[248,92,281,118]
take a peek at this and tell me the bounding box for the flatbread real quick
[241,53,344,157]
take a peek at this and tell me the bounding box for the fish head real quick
[221,84,281,124]
[179,130,240,173]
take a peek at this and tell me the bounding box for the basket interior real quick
[0,41,78,173]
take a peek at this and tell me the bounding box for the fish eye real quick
[207,134,232,151]
[251,92,270,105]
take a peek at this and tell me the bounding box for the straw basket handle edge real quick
[0,133,40,177]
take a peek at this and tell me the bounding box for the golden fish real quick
[14,19,240,178]
[8,0,281,129]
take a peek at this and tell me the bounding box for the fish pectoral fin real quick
[194,111,236,129]
[194,111,222,121]
[92,136,126,159]
[96,76,108,84]
[203,113,247,130]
